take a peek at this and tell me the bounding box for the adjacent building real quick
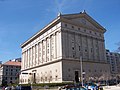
[20,11,110,84]
[0,58,21,85]
[106,49,120,79]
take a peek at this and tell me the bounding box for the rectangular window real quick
[79,46,81,51]
[85,49,87,52]
[91,48,93,52]
[32,46,34,61]
[78,28,80,30]
[65,24,67,27]
[35,44,37,60]
[72,47,74,50]
[72,26,74,29]
[55,76,58,81]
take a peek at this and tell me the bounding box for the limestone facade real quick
[20,11,110,84]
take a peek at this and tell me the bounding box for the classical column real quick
[24,51,26,69]
[46,37,50,62]
[49,36,52,61]
[37,43,39,65]
[43,40,46,62]
[54,33,57,59]
[42,40,44,63]
[45,39,47,62]
[33,46,35,66]
[58,31,62,58]
[34,45,36,66]
[38,43,40,64]
[48,36,51,61]
[91,37,95,61]
[29,48,31,67]
[22,52,25,70]
[50,35,54,60]
[40,42,43,63]
[35,44,39,66]
[86,36,89,60]
[31,46,34,67]
[27,49,29,68]
[56,32,58,58]
[25,50,28,68]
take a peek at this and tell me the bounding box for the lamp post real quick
[80,56,83,87]
[75,42,83,86]
[73,40,83,86]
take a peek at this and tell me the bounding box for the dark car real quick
[16,86,31,90]
[61,84,87,90]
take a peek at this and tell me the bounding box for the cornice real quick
[21,16,61,48]
[61,13,106,33]
[61,17,105,34]
[21,59,62,72]
[62,58,108,64]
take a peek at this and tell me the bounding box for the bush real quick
[18,82,73,87]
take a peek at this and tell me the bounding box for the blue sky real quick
[0,0,120,62]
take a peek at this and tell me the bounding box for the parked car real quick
[16,86,31,90]
[5,86,11,90]
[61,84,87,90]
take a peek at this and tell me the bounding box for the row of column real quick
[22,31,61,70]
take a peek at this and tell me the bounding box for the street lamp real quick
[77,43,83,86]
[80,56,83,87]
[73,40,84,86]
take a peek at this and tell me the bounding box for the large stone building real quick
[0,58,21,85]
[20,11,110,84]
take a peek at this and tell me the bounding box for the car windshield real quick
[80,87,87,90]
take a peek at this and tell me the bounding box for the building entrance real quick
[75,71,79,83]
[33,73,36,83]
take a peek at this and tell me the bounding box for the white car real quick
[5,86,11,90]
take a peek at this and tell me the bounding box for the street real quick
[104,86,120,90]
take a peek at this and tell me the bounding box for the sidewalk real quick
[103,85,120,90]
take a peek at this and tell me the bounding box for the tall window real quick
[47,39,49,54]
[32,46,34,66]
[72,41,75,51]
[47,38,50,62]
[51,35,54,59]
[79,46,81,51]
[42,40,46,62]
[38,42,41,64]
[55,75,58,81]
